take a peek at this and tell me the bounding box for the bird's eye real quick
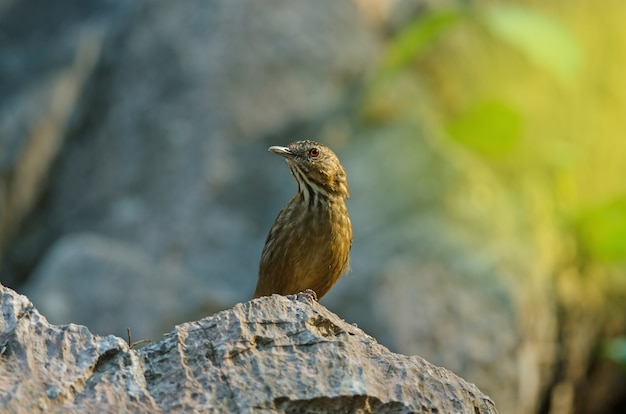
[308,148,320,157]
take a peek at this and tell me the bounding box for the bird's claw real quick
[287,289,318,302]
[296,289,318,302]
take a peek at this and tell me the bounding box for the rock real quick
[22,233,235,339]
[0,0,135,283]
[0,284,497,413]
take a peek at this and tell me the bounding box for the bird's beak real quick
[268,146,294,158]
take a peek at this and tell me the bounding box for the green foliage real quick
[483,4,583,85]
[603,337,626,371]
[378,9,464,79]
[577,199,626,262]
[369,1,626,266]
[445,100,522,157]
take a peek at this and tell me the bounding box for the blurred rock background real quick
[1,0,625,413]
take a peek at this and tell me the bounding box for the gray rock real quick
[0,284,497,413]
[0,0,136,279]
[23,233,235,339]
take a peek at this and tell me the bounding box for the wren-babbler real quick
[254,140,352,300]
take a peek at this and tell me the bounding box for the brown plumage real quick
[254,140,352,300]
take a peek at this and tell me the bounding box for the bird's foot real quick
[287,289,318,302]
[296,288,318,302]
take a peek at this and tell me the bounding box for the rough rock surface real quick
[0,284,496,413]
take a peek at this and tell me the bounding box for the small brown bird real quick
[254,140,352,300]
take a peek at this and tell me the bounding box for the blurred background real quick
[1,0,625,413]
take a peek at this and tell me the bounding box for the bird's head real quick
[269,140,350,199]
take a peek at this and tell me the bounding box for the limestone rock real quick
[0,0,134,281]
[0,284,497,413]
[22,233,235,339]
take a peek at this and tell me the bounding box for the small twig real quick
[127,327,152,349]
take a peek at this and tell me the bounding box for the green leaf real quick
[379,9,464,77]
[483,4,583,84]
[603,337,626,370]
[445,100,522,157]
[577,198,626,262]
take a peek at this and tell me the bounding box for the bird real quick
[254,140,352,300]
